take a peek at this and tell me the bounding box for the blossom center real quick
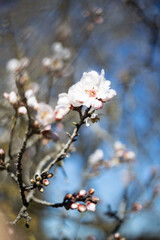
[85,88,97,98]
[41,112,48,119]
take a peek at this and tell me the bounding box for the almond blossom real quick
[88,149,104,167]
[42,42,71,72]
[68,70,116,109]
[54,70,116,120]
[36,103,55,126]
[51,42,71,60]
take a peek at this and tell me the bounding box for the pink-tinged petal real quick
[55,105,70,120]
[101,89,116,102]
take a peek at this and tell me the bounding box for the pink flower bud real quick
[86,202,96,212]
[132,202,142,213]
[114,232,120,239]
[3,92,9,100]
[43,179,50,186]
[70,203,78,210]
[88,188,95,195]
[18,106,27,115]
[78,189,86,198]
[9,91,18,106]
[0,148,5,161]
[64,193,72,200]
[41,130,59,141]
[91,196,99,203]
[78,204,87,212]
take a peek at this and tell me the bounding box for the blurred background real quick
[0,0,160,239]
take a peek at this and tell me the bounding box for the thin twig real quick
[8,110,18,162]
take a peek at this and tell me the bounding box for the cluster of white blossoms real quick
[55,69,116,120]
[25,89,55,126]
[114,141,136,162]
[42,42,71,72]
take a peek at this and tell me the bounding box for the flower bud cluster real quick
[3,91,27,115]
[132,202,142,213]
[42,42,71,74]
[63,188,99,212]
[30,172,53,193]
[83,6,104,30]
[113,141,136,163]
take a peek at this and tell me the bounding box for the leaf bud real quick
[35,175,42,181]
[36,181,41,186]
[30,179,36,184]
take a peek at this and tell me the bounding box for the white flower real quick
[54,69,116,119]
[51,57,64,71]
[52,42,71,60]
[4,91,18,106]
[123,151,136,161]
[25,89,34,99]
[6,59,21,73]
[42,57,52,69]
[55,93,72,120]
[36,103,55,125]
[18,106,27,115]
[88,149,104,166]
[6,58,29,73]
[68,69,116,109]
[114,141,126,151]
[25,89,38,109]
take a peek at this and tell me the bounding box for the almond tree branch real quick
[8,109,18,163]
[41,107,91,174]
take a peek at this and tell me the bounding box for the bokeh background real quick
[0,0,160,239]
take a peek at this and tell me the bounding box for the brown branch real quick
[32,196,64,208]
[8,110,18,162]
[42,107,91,174]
